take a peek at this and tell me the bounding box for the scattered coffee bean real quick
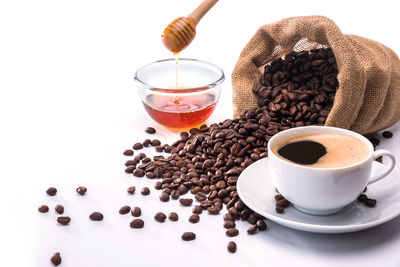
[38,205,49,213]
[131,206,141,217]
[154,212,167,222]
[224,221,236,229]
[123,149,134,156]
[133,142,144,150]
[127,186,136,194]
[207,206,221,214]
[143,139,152,147]
[89,212,103,221]
[170,190,180,199]
[223,213,235,221]
[130,218,144,228]
[382,131,393,138]
[142,157,151,164]
[57,216,71,225]
[125,165,136,173]
[357,194,367,202]
[365,198,377,207]
[151,139,161,146]
[55,204,64,215]
[256,220,267,231]
[275,206,284,213]
[179,198,193,206]
[76,186,87,195]
[159,192,170,202]
[274,194,284,201]
[119,206,131,215]
[50,252,62,266]
[227,241,237,253]
[189,214,200,223]
[145,127,156,134]
[141,187,150,195]
[181,232,196,241]
[168,212,179,221]
[192,205,203,215]
[226,228,239,237]
[133,169,145,177]
[276,199,291,208]
[247,225,258,235]
[46,187,57,196]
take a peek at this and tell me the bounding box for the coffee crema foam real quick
[272,133,370,168]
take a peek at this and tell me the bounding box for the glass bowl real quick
[134,58,225,129]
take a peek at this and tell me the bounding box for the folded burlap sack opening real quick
[231,16,400,134]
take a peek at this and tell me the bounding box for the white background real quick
[1,0,400,266]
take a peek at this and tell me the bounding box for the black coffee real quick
[277,140,326,165]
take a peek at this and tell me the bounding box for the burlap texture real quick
[231,16,400,134]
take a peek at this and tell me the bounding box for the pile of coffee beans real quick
[274,194,291,213]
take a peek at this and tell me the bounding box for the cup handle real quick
[367,149,396,185]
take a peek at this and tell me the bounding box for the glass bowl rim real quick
[134,58,225,94]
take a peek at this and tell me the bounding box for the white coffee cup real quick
[267,126,396,215]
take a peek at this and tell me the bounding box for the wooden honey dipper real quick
[162,0,219,54]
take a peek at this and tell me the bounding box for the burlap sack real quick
[231,16,400,134]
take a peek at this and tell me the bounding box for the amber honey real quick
[142,92,216,128]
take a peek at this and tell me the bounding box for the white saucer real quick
[237,157,400,233]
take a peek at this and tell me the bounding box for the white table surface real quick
[1,0,400,266]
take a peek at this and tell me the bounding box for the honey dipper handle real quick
[188,0,219,25]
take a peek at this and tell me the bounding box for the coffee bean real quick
[127,186,136,194]
[38,205,49,213]
[275,206,284,213]
[76,186,87,195]
[46,187,57,196]
[276,199,291,208]
[274,194,284,201]
[57,216,71,225]
[133,143,144,150]
[382,131,393,138]
[168,212,179,221]
[154,181,162,190]
[143,139,151,147]
[357,194,367,202]
[182,232,196,241]
[170,190,180,199]
[151,139,161,146]
[55,205,64,215]
[226,228,239,237]
[123,149,134,156]
[192,205,203,214]
[159,192,170,202]
[189,214,200,223]
[155,212,167,222]
[50,252,62,266]
[256,220,267,231]
[131,206,141,217]
[179,198,193,206]
[130,219,144,228]
[125,165,136,173]
[223,213,234,221]
[141,187,150,195]
[142,157,151,164]
[223,220,236,229]
[227,241,237,253]
[207,206,221,214]
[119,206,131,215]
[145,127,156,134]
[247,225,258,235]
[89,212,103,221]
[365,198,377,207]
[133,169,145,177]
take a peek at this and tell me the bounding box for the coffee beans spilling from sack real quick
[252,47,338,127]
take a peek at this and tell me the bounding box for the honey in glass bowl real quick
[134,58,224,129]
